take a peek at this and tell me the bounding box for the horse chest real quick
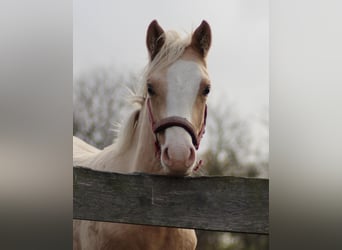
[77,222,197,250]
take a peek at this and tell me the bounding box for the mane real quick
[111,30,192,154]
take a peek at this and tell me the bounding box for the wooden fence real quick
[73,167,268,235]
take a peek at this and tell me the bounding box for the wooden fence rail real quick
[73,167,269,235]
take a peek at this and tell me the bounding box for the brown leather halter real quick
[146,98,207,153]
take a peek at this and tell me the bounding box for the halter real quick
[146,98,207,154]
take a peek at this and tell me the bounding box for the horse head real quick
[145,20,211,176]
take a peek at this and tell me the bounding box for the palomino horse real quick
[73,20,212,250]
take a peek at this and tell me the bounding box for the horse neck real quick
[97,101,162,174]
[128,102,162,173]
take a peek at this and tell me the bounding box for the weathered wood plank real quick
[73,167,269,234]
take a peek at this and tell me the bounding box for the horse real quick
[73,20,212,250]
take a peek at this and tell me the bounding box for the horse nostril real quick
[163,147,170,161]
[187,147,196,166]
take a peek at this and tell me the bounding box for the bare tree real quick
[198,100,268,178]
[73,67,138,149]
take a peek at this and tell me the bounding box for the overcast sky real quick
[74,0,268,117]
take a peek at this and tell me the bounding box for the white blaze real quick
[166,60,202,119]
[161,59,202,170]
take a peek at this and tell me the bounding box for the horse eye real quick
[203,86,210,96]
[147,84,155,96]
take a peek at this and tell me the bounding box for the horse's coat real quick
[73,20,212,250]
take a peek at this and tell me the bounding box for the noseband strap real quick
[153,116,199,149]
[147,98,207,151]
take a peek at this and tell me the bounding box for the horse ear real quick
[191,20,212,58]
[146,20,165,61]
